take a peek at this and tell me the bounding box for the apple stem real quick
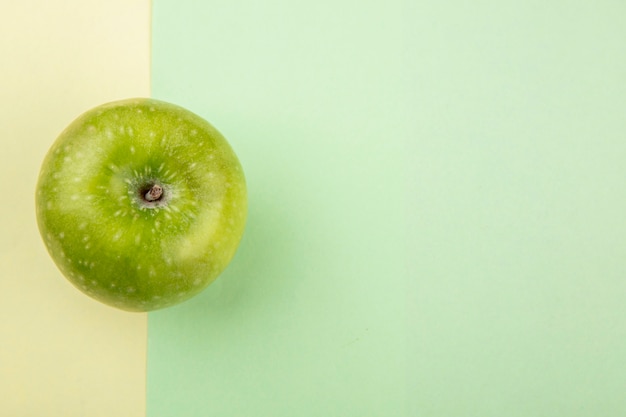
[145,184,163,202]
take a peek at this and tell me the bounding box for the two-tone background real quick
[2,1,626,416]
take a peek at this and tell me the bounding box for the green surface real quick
[149,1,626,415]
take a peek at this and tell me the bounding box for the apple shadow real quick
[147,117,313,354]
[156,182,301,326]
[213,196,293,306]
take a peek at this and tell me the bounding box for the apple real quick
[35,98,247,311]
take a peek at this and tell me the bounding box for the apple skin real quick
[35,98,247,312]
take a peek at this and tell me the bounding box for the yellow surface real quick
[0,1,150,415]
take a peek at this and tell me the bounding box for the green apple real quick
[35,98,247,312]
